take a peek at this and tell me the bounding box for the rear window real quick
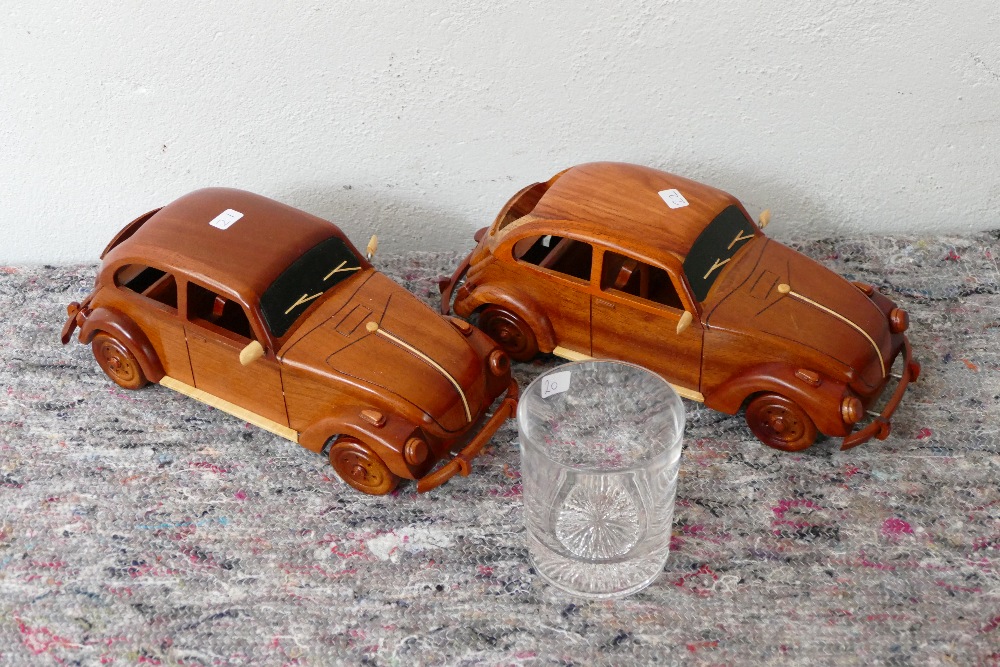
[513,235,593,282]
[115,264,178,310]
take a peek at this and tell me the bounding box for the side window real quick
[186,283,253,342]
[512,235,593,281]
[600,251,683,310]
[115,264,178,310]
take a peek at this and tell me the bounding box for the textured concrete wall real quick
[2,1,998,263]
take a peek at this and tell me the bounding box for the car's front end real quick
[702,238,919,449]
[281,270,517,491]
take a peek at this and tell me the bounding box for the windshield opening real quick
[260,236,365,338]
[682,205,757,302]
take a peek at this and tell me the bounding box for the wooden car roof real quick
[105,188,348,300]
[513,162,745,260]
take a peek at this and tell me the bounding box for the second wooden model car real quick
[441,162,919,452]
[61,188,517,494]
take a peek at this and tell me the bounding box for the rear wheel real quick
[478,305,539,361]
[745,393,817,452]
[92,332,148,390]
[329,436,399,495]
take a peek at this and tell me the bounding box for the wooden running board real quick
[159,376,299,443]
[550,346,706,402]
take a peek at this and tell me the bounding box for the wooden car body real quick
[443,162,919,451]
[62,188,517,494]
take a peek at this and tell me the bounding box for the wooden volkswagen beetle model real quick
[61,188,517,494]
[441,162,919,452]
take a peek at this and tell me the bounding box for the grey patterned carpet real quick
[1,234,998,665]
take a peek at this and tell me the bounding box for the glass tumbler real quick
[517,360,685,598]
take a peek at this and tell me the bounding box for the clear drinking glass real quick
[517,360,685,598]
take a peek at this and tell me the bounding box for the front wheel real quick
[745,393,818,452]
[329,436,399,495]
[478,305,539,361]
[92,332,148,390]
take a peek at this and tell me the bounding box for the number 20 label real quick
[541,371,572,398]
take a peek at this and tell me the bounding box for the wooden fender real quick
[461,285,556,354]
[79,307,165,383]
[299,406,421,480]
[704,362,850,438]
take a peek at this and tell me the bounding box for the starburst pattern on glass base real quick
[555,477,641,560]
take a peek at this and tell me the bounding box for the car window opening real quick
[187,282,253,342]
[682,205,757,302]
[600,252,683,310]
[116,264,178,310]
[495,181,548,233]
[260,236,364,338]
[514,234,593,281]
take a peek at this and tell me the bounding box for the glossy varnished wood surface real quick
[67,188,516,491]
[451,162,914,448]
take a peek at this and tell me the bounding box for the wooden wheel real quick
[329,436,399,495]
[92,332,148,390]
[745,393,817,452]
[478,305,539,361]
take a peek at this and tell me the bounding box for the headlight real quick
[489,349,510,376]
[405,436,428,465]
[889,308,908,333]
[841,395,864,425]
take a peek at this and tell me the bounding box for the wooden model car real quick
[441,162,919,452]
[61,188,517,494]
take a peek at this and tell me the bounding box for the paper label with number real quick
[209,209,244,230]
[541,370,572,399]
[658,189,689,209]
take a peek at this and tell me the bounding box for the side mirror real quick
[676,310,693,335]
[366,235,379,260]
[239,340,265,366]
[758,209,771,230]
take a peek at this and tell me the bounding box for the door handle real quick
[595,298,616,310]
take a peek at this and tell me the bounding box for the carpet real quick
[1,233,998,665]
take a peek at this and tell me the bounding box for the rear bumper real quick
[416,378,519,492]
[438,227,487,315]
[841,336,920,450]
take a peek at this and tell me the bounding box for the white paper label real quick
[540,370,572,399]
[209,209,244,230]
[658,189,689,209]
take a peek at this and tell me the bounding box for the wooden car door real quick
[182,280,288,426]
[110,263,194,385]
[509,233,593,355]
[590,250,704,395]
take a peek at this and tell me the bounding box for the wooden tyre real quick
[745,393,818,452]
[92,332,148,390]
[478,305,539,362]
[329,436,399,495]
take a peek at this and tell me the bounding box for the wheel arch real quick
[704,363,850,438]
[464,285,557,353]
[299,406,418,480]
[80,307,165,383]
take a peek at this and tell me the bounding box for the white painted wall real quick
[2,1,998,263]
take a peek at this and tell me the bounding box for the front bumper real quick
[416,378,519,492]
[841,336,920,449]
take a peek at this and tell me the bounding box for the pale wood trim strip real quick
[159,376,299,442]
[369,323,473,423]
[550,346,706,402]
[780,286,886,378]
